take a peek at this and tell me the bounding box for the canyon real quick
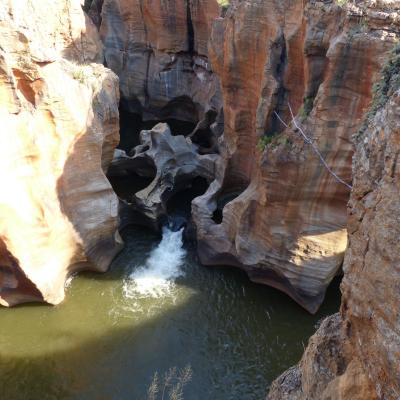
[0,0,399,399]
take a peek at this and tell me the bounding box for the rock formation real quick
[87,0,224,232]
[88,0,400,314]
[193,0,400,313]
[108,122,217,229]
[268,43,400,400]
[1,0,400,397]
[86,0,222,146]
[0,0,121,306]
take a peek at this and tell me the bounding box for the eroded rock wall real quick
[340,60,400,399]
[193,0,400,313]
[268,42,400,400]
[88,0,222,124]
[108,122,218,229]
[0,0,121,306]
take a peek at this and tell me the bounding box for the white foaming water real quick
[123,227,186,299]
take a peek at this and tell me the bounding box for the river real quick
[0,225,340,400]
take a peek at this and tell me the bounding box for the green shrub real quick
[257,135,274,151]
[218,0,230,12]
[257,133,292,152]
[72,65,91,84]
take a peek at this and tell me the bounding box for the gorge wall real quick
[1,0,400,398]
[86,0,222,138]
[0,0,397,321]
[193,0,399,313]
[0,0,121,306]
[86,0,399,315]
[268,44,400,400]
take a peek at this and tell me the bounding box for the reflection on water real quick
[0,226,341,400]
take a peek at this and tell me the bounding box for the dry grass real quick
[147,365,192,400]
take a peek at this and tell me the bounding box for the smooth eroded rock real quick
[0,0,122,306]
[193,0,399,313]
[109,123,218,229]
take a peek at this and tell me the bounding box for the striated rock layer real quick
[87,0,222,128]
[0,0,122,306]
[89,0,400,313]
[268,44,400,399]
[193,0,400,312]
[89,0,225,233]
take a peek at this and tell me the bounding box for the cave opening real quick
[118,96,221,160]
[108,155,157,203]
[158,96,199,127]
[189,109,219,154]
[212,190,244,224]
[118,109,144,153]
[166,176,209,222]
[118,96,203,154]
[109,173,154,202]
[212,160,249,225]
[142,118,196,137]
[264,34,288,137]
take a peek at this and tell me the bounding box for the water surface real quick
[0,226,340,400]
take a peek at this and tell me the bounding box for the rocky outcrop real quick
[87,0,399,314]
[108,123,217,229]
[0,0,121,306]
[87,0,222,128]
[267,313,377,400]
[193,0,400,313]
[268,44,400,399]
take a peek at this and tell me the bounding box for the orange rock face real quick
[193,0,399,313]
[268,16,400,399]
[88,0,222,122]
[0,0,122,306]
[340,75,400,400]
[91,0,400,316]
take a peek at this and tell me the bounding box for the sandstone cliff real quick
[268,42,400,400]
[193,0,400,313]
[88,0,224,229]
[0,0,121,306]
[90,0,400,314]
[87,0,222,129]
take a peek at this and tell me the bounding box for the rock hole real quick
[142,119,196,137]
[118,109,144,152]
[166,176,209,220]
[264,34,288,136]
[108,158,157,202]
[212,192,240,224]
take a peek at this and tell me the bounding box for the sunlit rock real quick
[193,0,400,313]
[0,0,121,306]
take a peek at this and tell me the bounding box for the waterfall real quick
[123,227,186,299]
